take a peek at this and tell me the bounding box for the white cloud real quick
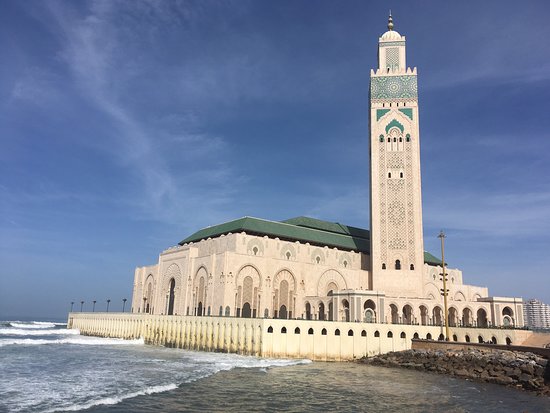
[39,1,241,224]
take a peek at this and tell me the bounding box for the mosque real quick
[130,15,524,332]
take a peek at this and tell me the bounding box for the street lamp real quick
[80,301,84,312]
[70,301,75,312]
[122,298,127,313]
[106,299,111,312]
[438,230,451,341]
[92,300,96,312]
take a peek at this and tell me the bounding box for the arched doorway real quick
[197,301,203,317]
[242,302,252,318]
[342,299,350,322]
[462,308,473,326]
[390,304,399,324]
[477,308,488,328]
[318,302,325,320]
[305,302,312,320]
[419,305,428,325]
[448,307,458,327]
[402,305,413,324]
[364,300,376,323]
[167,278,175,315]
[433,306,442,326]
[279,304,288,319]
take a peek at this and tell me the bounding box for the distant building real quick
[524,299,550,329]
[131,15,524,331]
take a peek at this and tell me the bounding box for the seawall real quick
[68,313,533,361]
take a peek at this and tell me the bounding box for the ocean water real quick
[1,320,548,413]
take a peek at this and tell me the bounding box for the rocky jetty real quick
[361,349,549,395]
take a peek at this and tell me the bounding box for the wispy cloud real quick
[37,1,241,225]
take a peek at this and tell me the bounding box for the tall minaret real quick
[369,14,424,294]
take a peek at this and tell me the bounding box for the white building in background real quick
[130,15,524,335]
[524,299,550,329]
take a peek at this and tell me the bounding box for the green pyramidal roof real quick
[179,216,442,266]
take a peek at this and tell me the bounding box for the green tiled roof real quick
[180,216,370,252]
[179,216,442,265]
[282,216,370,240]
[423,251,443,266]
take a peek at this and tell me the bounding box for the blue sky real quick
[1,1,549,319]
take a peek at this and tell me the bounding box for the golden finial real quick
[388,11,394,31]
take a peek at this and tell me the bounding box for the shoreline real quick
[359,348,550,396]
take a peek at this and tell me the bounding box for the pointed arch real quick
[316,269,347,297]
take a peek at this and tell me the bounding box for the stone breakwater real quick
[361,349,549,395]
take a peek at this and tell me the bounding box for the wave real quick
[0,336,144,347]
[8,321,65,329]
[0,328,80,336]
[44,383,178,413]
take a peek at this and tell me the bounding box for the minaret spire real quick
[388,11,394,31]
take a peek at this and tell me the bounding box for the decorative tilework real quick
[385,119,404,133]
[376,109,390,121]
[386,47,400,70]
[399,108,413,120]
[371,75,418,100]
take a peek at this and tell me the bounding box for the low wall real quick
[67,313,533,361]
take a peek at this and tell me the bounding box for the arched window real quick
[399,137,402,142]
[410,264,414,270]
[491,336,497,344]
[393,137,397,142]
[225,306,231,317]
[399,172,403,178]
[264,308,269,318]
[382,263,386,270]
[465,335,470,343]
[294,327,300,334]
[267,326,273,333]
[348,329,354,336]
[395,260,401,270]
[388,172,392,178]
[308,328,314,335]
[413,332,419,339]
[219,306,223,316]
[438,334,445,341]
[379,135,384,142]
[285,251,291,260]
[478,335,484,343]
[335,329,341,336]
[374,330,380,337]
[400,332,406,338]
[281,327,287,334]
[321,328,327,336]
[387,331,393,338]
[453,334,458,342]
[506,337,512,345]
[426,333,432,340]
[252,246,258,256]
[361,330,367,337]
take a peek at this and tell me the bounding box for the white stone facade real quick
[130,17,524,332]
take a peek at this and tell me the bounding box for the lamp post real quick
[92,300,96,312]
[122,298,127,313]
[106,299,111,312]
[70,301,75,312]
[438,230,451,341]
[80,301,84,312]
